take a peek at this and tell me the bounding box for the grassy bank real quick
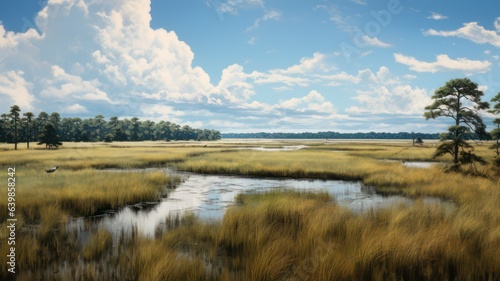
[0,142,217,170]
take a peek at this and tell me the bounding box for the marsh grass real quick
[0,142,204,279]
[0,143,216,171]
[127,190,499,280]
[0,169,178,223]
[0,140,498,280]
[82,229,113,261]
[175,149,386,180]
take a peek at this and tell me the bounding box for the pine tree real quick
[424,78,489,170]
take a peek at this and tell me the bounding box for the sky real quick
[0,0,499,133]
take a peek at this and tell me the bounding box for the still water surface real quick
[68,167,451,239]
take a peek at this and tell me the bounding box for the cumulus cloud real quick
[346,85,432,114]
[0,71,36,110]
[213,64,255,103]
[0,24,41,49]
[41,65,112,103]
[424,19,500,47]
[279,90,335,113]
[140,104,185,117]
[94,1,214,103]
[0,0,217,114]
[250,71,311,87]
[318,66,397,86]
[65,103,88,113]
[243,53,331,87]
[276,52,330,74]
[394,53,491,74]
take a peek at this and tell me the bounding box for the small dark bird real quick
[203,144,208,147]
[46,166,59,173]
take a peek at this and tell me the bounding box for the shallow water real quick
[68,168,452,239]
[382,159,440,169]
[401,161,438,168]
[249,145,308,151]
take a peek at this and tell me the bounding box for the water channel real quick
[68,166,452,241]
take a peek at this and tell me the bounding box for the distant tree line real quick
[222,131,440,140]
[1,105,221,149]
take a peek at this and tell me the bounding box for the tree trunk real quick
[497,137,499,156]
[454,94,460,165]
[26,124,30,149]
[14,119,17,150]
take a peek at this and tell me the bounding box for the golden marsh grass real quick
[0,140,498,280]
[131,190,499,280]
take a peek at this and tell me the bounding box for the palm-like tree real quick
[23,112,34,149]
[10,105,21,150]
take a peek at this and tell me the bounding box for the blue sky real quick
[0,0,499,133]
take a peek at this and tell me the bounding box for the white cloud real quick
[321,72,361,86]
[424,19,500,47]
[394,53,491,74]
[478,85,488,92]
[346,85,431,114]
[41,65,112,103]
[92,50,110,64]
[0,24,41,49]
[207,120,246,129]
[0,0,219,117]
[230,52,330,88]
[65,103,88,113]
[427,12,448,20]
[362,36,392,48]
[404,74,417,80]
[272,86,291,91]
[279,90,335,113]
[238,100,274,112]
[248,36,257,45]
[138,104,186,123]
[275,52,330,75]
[95,1,214,103]
[0,71,36,111]
[318,66,397,86]
[250,71,311,87]
[141,104,185,117]
[247,10,280,31]
[214,64,255,103]
[217,0,264,14]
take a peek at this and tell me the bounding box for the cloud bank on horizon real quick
[0,0,499,133]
